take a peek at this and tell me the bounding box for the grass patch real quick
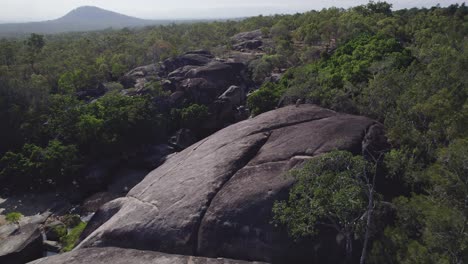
[61,221,87,252]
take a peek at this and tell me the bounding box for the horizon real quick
[0,0,464,23]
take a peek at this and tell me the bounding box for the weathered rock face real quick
[231,30,264,51]
[232,30,263,42]
[0,215,48,264]
[76,105,387,263]
[28,247,267,264]
[205,85,248,131]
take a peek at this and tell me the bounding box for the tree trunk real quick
[345,232,353,264]
[30,60,36,74]
[360,188,374,264]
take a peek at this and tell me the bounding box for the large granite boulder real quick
[76,105,386,263]
[28,247,267,264]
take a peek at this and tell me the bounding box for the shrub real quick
[247,82,285,116]
[5,212,23,226]
[178,104,209,130]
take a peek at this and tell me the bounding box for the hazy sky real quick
[0,0,463,22]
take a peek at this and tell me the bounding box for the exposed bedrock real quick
[75,104,387,263]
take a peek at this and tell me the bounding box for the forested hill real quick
[0,6,172,37]
[0,2,467,263]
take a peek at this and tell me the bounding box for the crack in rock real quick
[192,132,272,255]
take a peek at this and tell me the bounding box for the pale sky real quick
[0,0,463,22]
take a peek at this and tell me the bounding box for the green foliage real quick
[87,93,165,150]
[249,54,284,83]
[371,139,468,264]
[274,34,412,113]
[273,151,375,260]
[58,69,94,93]
[273,151,371,237]
[267,5,467,261]
[247,82,285,116]
[44,91,169,156]
[172,104,209,130]
[0,4,466,261]
[354,1,392,16]
[25,33,45,72]
[60,221,87,252]
[0,39,18,67]
[5,212,23,225]
[0,140,79,188]
[51,225,67,239]
[62,214,82,228]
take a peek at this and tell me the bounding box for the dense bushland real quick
[0,2,466,262]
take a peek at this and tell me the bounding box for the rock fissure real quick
[245,153,317,168]
[193,132,272,255]
[361,122,388,159]
[126,196,160,210]
[246,113,336,137]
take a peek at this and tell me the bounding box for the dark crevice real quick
[246,152,318,168]
[247,114,336,137]
[361,121,389,159]
[192,131,272,256]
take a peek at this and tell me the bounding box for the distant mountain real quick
[0,6,172,36]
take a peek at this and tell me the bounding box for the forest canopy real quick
[0,2,466,263]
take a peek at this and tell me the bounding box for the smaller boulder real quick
[235,105,250,122]
[43,240,61,253]
[219,85,245,106]
[44,221,66,242]
[168,129,197,150]
[162,52,213,74]
[120,64,160,88]
[0,222,44,264]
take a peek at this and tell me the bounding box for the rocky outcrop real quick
[120,64,160,89]
[162,50,214,74]
[205,85,248,130]
[28,247,267,264]
[119,50,250,111]
[75,105,387,263]
[232,30,263,42]
[0,215,48,264]
[75,83,108,100]
[231,30,264,51]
